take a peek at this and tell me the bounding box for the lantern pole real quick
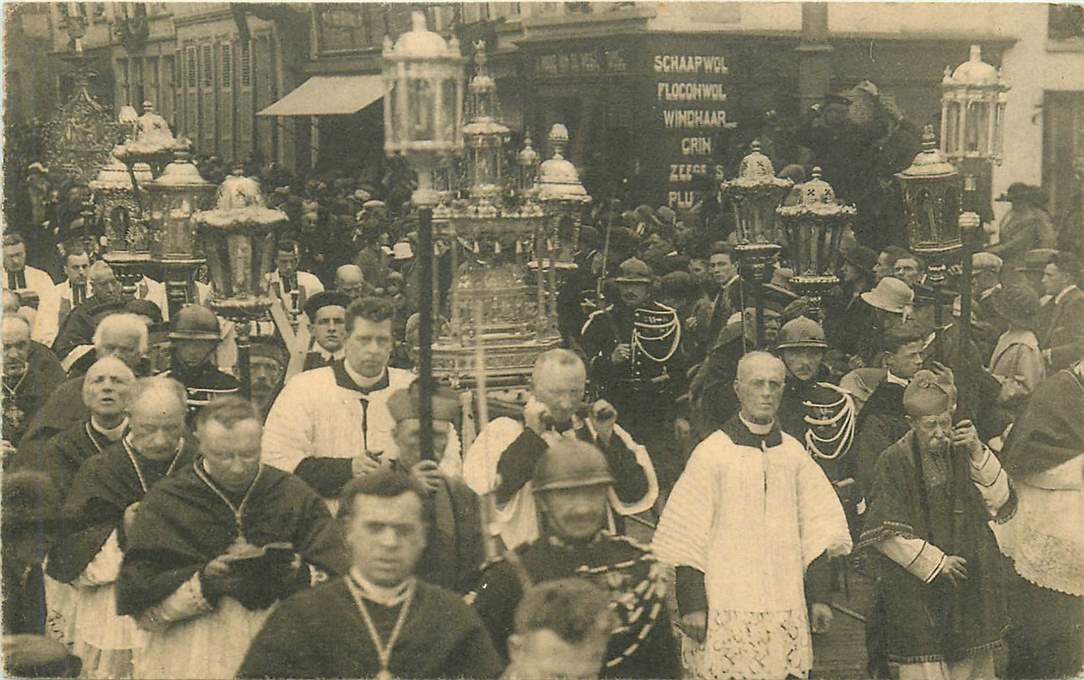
[416,174,436,462]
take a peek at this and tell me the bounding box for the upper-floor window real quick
[1050,3,1084,40]
[240,41,252,88]
[201,44,213,87]
[221,44,233,89]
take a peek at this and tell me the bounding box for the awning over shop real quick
[257,74,383,117]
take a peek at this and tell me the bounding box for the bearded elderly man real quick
[653,351,851,680]
[463,348,657,550]
[859,371,1009,680]
[262,297,461,510]
[47,377,197,679]
[116,397,347,679]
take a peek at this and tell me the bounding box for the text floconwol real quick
[657,82,728,102]
[653,55,729,74]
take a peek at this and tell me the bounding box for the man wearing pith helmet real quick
[581,256,689,493]
[775,316,860,529]
[469,439,680,679]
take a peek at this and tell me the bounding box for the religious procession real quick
[2,2,1083,679]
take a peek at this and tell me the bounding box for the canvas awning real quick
[257,74,383,117]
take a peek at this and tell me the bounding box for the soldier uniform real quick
[469,442,680,679]
[157,305,239,420]
[581,258,688,489]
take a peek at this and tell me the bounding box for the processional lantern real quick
[143,148,216,318]
[896,125,963,284]
[382,10,466,207]
[192,165,288,397]
[776,167,855,316]
[92,147,154,295]
[940,45,1009,167]
[720,140,792,347]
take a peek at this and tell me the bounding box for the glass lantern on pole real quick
[192,165,288,397]
[92,147,154,296]
[776,167,856,318]
[383,10,465,458]
[896,124,964,361]
[143,148,216,320]
[720,140,793,347]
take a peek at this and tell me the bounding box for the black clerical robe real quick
[859,432,1008,664]
[1,345,66,450]
[237,577,502,679]
[14,419,121,503]
[116,461,348,618]
[416,474,484,594]
[46,437,197,585]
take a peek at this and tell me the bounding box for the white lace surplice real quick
[653,430,852,680]
[991,455,1084,597]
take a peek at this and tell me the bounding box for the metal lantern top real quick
[943,45,1004,89]
[193,166,288,230]
[517,135,540,168]
[940,45,1010,165]
[382,11,466,161]
[144,150,213,191]
[897,126,959,183]
[722,141,793,194]
[776,167,857,220]
[537,124,590,204]
[91,149,152,191]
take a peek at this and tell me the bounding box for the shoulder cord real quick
[631,316,681,363]
[802,390,857,461]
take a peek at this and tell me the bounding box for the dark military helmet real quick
[169,304,221,341]
[775,316,829,351]
[532,440,614,493]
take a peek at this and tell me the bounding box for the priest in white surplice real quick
[653,351,852,680]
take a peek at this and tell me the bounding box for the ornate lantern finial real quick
[537,124,589,204]
[896,125,963,276]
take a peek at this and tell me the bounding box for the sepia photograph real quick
[1,1,1082,678]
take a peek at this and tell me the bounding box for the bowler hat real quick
[995,183,1041,203]
[990,285,1040,329]
[861,276,914,314]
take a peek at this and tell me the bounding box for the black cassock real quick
[237,577,503,679]
[46,437,197,584]
[116,461,349,618]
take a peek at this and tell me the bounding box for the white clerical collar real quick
[343,361,386,390]
[315,345,345,362]
[885,370,910,387]
[738,413,775,435]
[91,416,128,442]
[349,568,415,607]
[1055,285,1079,305]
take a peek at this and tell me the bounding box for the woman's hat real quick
[861,276,914,314]
[990,284,1040,329]
[995,183,1042,203]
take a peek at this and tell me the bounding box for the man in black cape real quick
[238,470,502,679]
[116,396,348,679]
